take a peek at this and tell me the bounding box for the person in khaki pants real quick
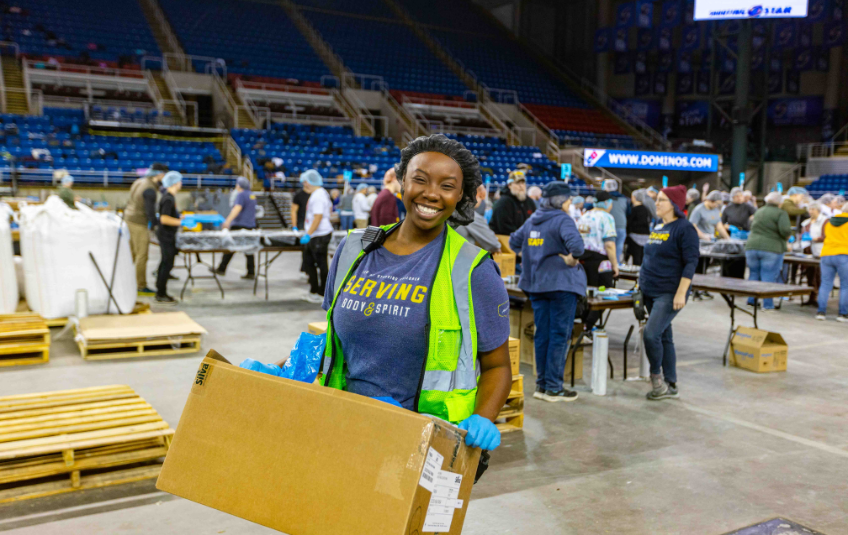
[124,163,168,296]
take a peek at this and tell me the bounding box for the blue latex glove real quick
[239,358,283,377]
[291,226,298,231]
[300,234,311,245]
[372,396,403,408]
[458,415,501,451]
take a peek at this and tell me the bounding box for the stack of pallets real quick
[0,313,50,367]
[496,375,524,433]
[0,385,174,503]
[76,311,205,361]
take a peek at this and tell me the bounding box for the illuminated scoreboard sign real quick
[694,0,809,20]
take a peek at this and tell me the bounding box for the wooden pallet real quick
[0,385,173,503]
[78,336,202,361]
[496,377,524,433]
[42,303,152,329]
[0,313,50,368]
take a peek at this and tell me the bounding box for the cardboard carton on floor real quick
[156,350,481,535]
[492,252,516,277]
[307,321,328,335]
[730,326,788,373]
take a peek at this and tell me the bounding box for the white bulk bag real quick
[0,204,17,313]
[19,197,136,319]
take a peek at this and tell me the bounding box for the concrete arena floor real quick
[1,247,847,535]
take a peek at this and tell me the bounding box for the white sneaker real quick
[837,315,848,323]
[299,272,309,281]
[815,314,826,321]
[301,293,323,304]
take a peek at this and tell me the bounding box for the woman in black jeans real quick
[638,185,699,400]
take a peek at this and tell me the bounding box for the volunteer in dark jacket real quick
[625,189,652,266]
[155,171,184,305]
[369,179,401,226]
[510,182,586,402]
[639,185,699,401]
[489,170,535,235]
[215,177,258,279]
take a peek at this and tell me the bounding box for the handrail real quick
[26,60,146,80]
[0,41,20,59]
[144,70,165,113]
[829,121,848,144]
[0,167,237,188]
[0,56,6,114]
[140,0,184,58]
[797,142,848,160]
[236,78,331,97]
[162,52,226,76]
[163,69,188,123]
[212,72,240,128]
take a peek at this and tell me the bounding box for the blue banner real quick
[677,73,694,95]
[616,2,636,27]
[614,28,629,51]
[635,51,648,74]
[681,25,701,49]
[809,0,830,21]
[583,148,719,172]
[824,21,845,47]
[774,22,797,48]
[615,53,632,74]
[661,0,682,26]
[657,27,673,50]
[768,97,823,126]
[637,0,654,27]
[595,28,611,52]
[654,73,668,95]
[658,50,674,72]
[619,99,662,129]
[697,71,712,94]
[794,48,814,70]
[637,28,655,49]
[677,50,692,72]
[799,23,813,47]
[786,70,800,94]
[676,100,709,127]
[768,71,783,94]
[816,47,830,71]
[635,74,651,95]
[752,49,765,70]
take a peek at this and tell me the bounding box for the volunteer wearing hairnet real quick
[685,188,700,215]
[783,186,810,229]
[125,162,168,296]
[57,174,77,210]
[689,191,729,241]
[320,134,512,451]
[300,169,334,303]
[602,179,629,263]
[569,196,584,221]
[156,171,184,305]
[215,176,258,279]
[510,182,585,402]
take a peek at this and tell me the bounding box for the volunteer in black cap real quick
[510,182,587,402]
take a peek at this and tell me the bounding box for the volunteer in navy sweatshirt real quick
[639,218,700,297]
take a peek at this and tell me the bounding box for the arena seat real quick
[160,0,330,83]
[300,12,467,97]
[233,123,401,186]
[3,0,160,64]
[0,109,227,183]
[807,175,848,196]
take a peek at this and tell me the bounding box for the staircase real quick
[230,86,258,128]
[137,0,185,60]
[255,192,292,228]
[1,57,28,114]
[149,71,184,124]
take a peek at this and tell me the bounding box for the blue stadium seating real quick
[296,0,395,18]
[808,175,848,196]
[301,12,467,97]
[3,0,159,63]
[233,123,400,185]
[160,0,330,83]
[0,109,228,185]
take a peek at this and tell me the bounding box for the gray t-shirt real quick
[689,203,722,237]
[322,230,510,410]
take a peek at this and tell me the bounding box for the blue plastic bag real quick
[280,332,326,383]
[239,332,326,383]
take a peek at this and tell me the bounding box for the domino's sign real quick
[583,149,720,172]
[694,0,808,20]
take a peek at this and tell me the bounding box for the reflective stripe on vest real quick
[419,239,481,392]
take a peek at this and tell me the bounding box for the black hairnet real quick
[397,134,481,226]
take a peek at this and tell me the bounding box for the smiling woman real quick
[320,134,513,455]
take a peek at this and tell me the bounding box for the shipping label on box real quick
[730,326,788,373]
[157,350,481,535]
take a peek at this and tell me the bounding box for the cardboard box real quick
[495,234,514,254]
[157,350,481,535]
[492,252,516,277]
[307,321,328,335]
[508,337,520,375]
[730,326,788,373]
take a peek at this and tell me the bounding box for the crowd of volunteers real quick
[100,134,846,458]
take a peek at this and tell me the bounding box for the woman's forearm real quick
[676,277,692,296]
[474,342,512,421]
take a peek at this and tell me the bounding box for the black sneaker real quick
[209,267,226,276]
[155,294,178,305]
[533,385,545,400]
[542,389,578,402]
[241,273,256,280]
